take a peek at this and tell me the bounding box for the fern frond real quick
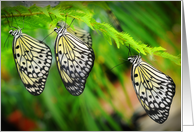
[1,1,181,66]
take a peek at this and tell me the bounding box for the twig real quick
[15,9,21,16]
[1,12,66,18]
[28,9,32,14]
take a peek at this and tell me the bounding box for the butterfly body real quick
[128,55,175,124]
[10,28,52,96]
[54,21,95,96]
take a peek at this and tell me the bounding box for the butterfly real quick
[128,54,176,124]
[54,20,95,96]
[9,27,52,96]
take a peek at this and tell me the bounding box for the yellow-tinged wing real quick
[131,61,175,124]
[55,31,95,96]
[13,33,52,95]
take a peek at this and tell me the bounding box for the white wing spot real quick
[88,61,92,65]
[47,59,51,63]
[38,73,43,77]
[150,103,154,108]
[154,103,159,108]
[168,92,173,96]
[163,101,168,105]
[44,67,49,71]
[42,70,46,74]
[29,74,33,78]
[160,103,165,108]
[168,85,172,88]
[85,68,89,72]
[80,72,85,77]
[33,73,37,77]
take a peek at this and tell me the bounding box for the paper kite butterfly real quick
[54,21,95,96]
[9,27,52,96]
[128,54,175,124]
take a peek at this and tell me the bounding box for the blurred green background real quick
[1,1,181,131]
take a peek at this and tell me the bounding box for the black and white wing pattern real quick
[128,55,175,124]
[67,25,92,47]
[54,21,95,96]
[10,29,52,96]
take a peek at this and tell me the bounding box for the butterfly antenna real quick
[65,15,67,28]
[137,49,141,57]
[110,60,128,71]
[49,13,53,21]
[9,13,17,29]
[22,16,24,29]
[126,45,132,57]
[42,14,56,42]
[11,12,18,28]
[4,14,11,28]
[11,13,13,27]
[4,34,11,48]
[118,57,128,61]
[4,14,11,48]
[41,30,55,42]
[67,18,75,28]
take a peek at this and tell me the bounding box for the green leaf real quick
[38,5,50,17]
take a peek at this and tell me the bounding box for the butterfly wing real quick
[54,31,95,96]
[67,25,92,47]
[131,61,175,124]
[12,33,52,95]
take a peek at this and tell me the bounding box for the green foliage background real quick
[1,1,181,131]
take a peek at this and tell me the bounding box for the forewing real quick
[55,32,95,96]
[13,33,52,95]
[131,61,175,124]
